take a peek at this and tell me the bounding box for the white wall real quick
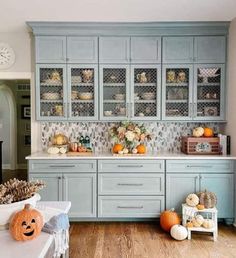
[225,17,236,154]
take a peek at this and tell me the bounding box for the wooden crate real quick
[181,136,220,155]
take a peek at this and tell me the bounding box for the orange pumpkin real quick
[160,209,180,232]
[204,127,214,137]
[196,204,205,210]
[10,204,44,241]
[112,144,123,153]
[136,144,146,154]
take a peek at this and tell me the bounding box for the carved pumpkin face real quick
[10,204,44,241]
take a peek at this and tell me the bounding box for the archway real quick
[0,84,17,170]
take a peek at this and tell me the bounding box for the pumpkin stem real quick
[24,204,31,210]
[170,208,175,212]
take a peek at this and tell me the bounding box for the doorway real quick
[0,80,30,181]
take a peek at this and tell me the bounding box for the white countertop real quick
[26,151,236,160]
[0,201,71,258]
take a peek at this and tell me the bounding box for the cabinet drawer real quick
[29,160,97,173]
[166,160,234,173]
[98,196,164,218]
[98,160,164,173]
[98,173,164,195]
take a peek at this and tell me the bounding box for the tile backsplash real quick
[41,122,220,153]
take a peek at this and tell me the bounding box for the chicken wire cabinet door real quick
[68,65,98,120]
[162,64,193,120]
[36,64,68,120]
[131,37,161,63]
[194,36,226,63]
[99,37,130,63]
[131,65,161,120]
[100,65,130,120]
[35,36,66,63]
[162,37,194,63]
[67,37,98,63]
[193,64,225,121]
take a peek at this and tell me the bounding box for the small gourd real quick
[194,215,204,227]
[123,148,129,154]
[186,193,199,207]
[170,225,188,241]
[10,204,44,241]
[186,221,194,228]
[47,146,60,154]
[202,219,214,229]
[196,204,205,210]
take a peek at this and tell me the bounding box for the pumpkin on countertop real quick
[170,225,188,241]
[192,127,204,137]
[160,208,180,232]
[203,127,214,137]
[10,204,44,241]
[186,193,199,207]
[112,144,123,154]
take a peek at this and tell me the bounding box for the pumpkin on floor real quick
[170,225,188,241]
[197,189,217,208]
[160,208,180,232]
[186,193,199,207]
[10,204,44,241]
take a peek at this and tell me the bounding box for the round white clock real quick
[0,43,15,69]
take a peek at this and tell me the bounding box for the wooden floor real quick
[69,222,236,258]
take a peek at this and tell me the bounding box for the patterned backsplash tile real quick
[41,122,220,153]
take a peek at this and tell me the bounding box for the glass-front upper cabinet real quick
[131,65,161,120]
[100,65,129,120]
[68,65,98,120]
[36,64,67,120]
[193,64,225,120]
[162,65,193,120]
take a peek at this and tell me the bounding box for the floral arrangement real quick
[109,121,151,154]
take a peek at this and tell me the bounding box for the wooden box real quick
[181,136,220,155]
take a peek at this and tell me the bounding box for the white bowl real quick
[78,92,93,100]
[142,92,155,100]
[104,111,113,116]
[199,68,218,77]
[42,92,60,100]
[0,193,41,227]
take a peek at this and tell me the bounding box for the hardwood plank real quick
[69,222,236,258]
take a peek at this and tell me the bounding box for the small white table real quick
[0,201,71,258]
[182,204,218,241]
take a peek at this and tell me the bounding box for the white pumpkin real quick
[59,147,67,154]
[192,127,204,137]
[186,193,199,207]
[203,219,214,229]
[47,147,60,154]
[192,215,204,227]
[118,150,124,155]
[170,225,188,241]
[123,148,129,154]
[132,148,138,154]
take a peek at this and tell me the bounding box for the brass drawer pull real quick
[117,165,143,168]
[117,206,143,209]
[49,165,76,168]
[117,183,143,186]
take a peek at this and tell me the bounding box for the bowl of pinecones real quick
[0,178,45,228]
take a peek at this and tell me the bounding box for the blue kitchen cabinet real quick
[67,37,98,63]
[29,173,63,201]
[99,37,130,63]
[63,173,96,218]
[162,37,194,63]
[200,174,234,218]
[35,36,67,63]
[36,64,68,120]
[166,174,199,214]
[194,36,226,63]
[131,37,161,63]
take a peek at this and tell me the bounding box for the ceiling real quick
[1,0,236,33]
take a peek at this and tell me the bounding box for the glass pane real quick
[165,68,189,117]
[40,68,64,117]
[133,68,157,117]
[197,67,221,117]
[70,68,95,117]
[103,68,127,117]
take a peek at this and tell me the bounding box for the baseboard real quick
[17,164,27,170]
[2,164,11,170]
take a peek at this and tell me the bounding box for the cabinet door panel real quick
[163,37,194,63]
[35,36,66,63]
[131,37,161,63]
[99,37,130,63]
[63,174,96,218]
[166,174,199,213]
[67,37,98,63]
[29,173,62,201]
[200,174,234,218]
[194,36,226,63]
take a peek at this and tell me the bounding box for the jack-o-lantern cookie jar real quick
[10,204,44,241]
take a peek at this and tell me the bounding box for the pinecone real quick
[0,178,45,204]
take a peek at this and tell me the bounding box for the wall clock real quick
[0,43,15,69]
